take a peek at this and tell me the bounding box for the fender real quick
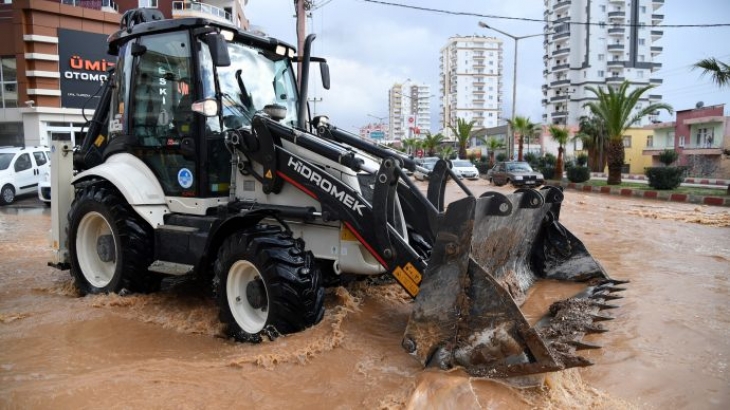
[73,153,169,228]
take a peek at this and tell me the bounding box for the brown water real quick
[1,182,729,409]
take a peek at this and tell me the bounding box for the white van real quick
[0,146,51,205]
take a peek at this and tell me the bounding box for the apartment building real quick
[387,80,431,141]
[542,0,665,127]
[0,0,248,147]
[439,35,503,136]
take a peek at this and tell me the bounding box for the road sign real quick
[370,131,385,139]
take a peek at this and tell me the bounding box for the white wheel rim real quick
[227,260,269,334]
[76,211,117,288]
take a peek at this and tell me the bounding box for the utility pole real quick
[294,0,312,88]
[308,97,323,116]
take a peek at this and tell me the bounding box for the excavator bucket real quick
[402,186,627,379]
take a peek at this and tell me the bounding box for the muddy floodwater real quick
[1,180,729,409]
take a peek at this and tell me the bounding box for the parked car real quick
[488,161,544,188]
[0,146,51,205]
[38,167,51,205]
[413,161,436,181]
[450,159,479,180]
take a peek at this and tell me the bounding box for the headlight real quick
[513,175,523,180]
[42,172,50,182]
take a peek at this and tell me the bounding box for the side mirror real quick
[204,34,231,67]
[320,62,330,90]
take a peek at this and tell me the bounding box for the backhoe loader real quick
[48,8,625,379]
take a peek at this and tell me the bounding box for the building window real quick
[598,54,605,61]
[679,135,686,147]
[0,57,17,109]
[646,135,653,148]
[139,0,158,7]
[639,38,645,46]
[639,55,645,62]
[641,6,647,13]
[600,5,606,12]
[637,70,644,78]
[623,135,632,148]
[598,70,605,77]
[696,128,714,147]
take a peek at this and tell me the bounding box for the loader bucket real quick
[402,186,626,379]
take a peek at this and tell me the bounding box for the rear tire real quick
[67,183,160,295]
[215,225,325,342]
[1,184,15,205]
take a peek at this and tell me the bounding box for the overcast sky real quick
[246,0,730,134]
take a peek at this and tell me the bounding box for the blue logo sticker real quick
[178,168,193,189]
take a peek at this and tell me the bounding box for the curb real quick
[590,173,730,187]
[555,181,730,208]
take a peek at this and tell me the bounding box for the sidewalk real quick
[590,172,730,187]
[555,178,730,207]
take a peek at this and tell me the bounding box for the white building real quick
[543,0,665,127]
[388,80,431,141]
[439,35,504,136]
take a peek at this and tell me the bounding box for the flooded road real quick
[1,182,729,409]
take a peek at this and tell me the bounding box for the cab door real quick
[12,153,37,195]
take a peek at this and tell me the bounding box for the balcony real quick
[607,43,625,51]
[653,0,665,10]
[606,76,625,83]
[173,1,233,23]
[554,0,571,11]
[607,60,625,67]
[608,27,625,36]
[550,95,569,102]
[554,15,571,24]
[650,78,663,85]
[651,46,663,55]
[552,47,570,56]
[648,94,662,100]
[608,11,626,20]
[651,62,663,71]
[552,111,568,117]
[651,29,664,39]
[61,0,119,12]
[552,63,570,72]
[652,14,664,24]
[550,79,571,87]
[553,31,571,41]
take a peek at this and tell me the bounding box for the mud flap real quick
[402,187,626,379]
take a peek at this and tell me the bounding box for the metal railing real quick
[60,0,118,12]
[172,1,232,23]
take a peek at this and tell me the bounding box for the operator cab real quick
[103,11,300,199]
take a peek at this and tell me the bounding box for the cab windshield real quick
[201,40,299,131]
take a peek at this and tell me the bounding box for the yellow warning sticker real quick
[340,226,359,242]
[393,266,419,297]
[93,135,105,147]
[403,262,422,284]
[265,169,273,179]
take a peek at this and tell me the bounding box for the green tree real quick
[448,118,476,159]
[478,136,505,166]
[693,57,730,88]
[548,125,569,179]
[439,145,455,160]
[422,132,445,157]
[575,115,608,172]
[401,138,419,155]
[584,81,673,185]
[506,116,539,162]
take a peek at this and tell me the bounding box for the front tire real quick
[67,183,159,295]
[1,184,15,205]
[215,225,325,342]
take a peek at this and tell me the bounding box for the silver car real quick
[489,161,544,187]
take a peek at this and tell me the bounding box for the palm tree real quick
[584,81,673,185]
[548,125,569,179]
[693,57,730,88]
[422,132,445,157]
[575,115,608,172]
[478,136,505,166]
[401,138,419,156]
[448,118,476,159]
[439,145,455,160]
[506,116,539,161]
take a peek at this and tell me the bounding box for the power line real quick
[360,0,730,29]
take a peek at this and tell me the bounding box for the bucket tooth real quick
[597,285,628,293]
[589,313,615,322]
[592,302,620,310]
[568,340,603,350]
[589,293,623,301]
[584,324,609,334]
[598,279,630,286]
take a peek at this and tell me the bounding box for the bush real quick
[658,149,679,166]
[567,166,591,183]
[524,152,538,166]
[496,153,507,162]
[540,166,556,180]
[475,162,491,174]
[645,167,684,190]
[576,153,588,167]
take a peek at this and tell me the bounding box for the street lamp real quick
[478,21,544,160]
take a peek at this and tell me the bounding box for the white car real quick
[38,167,51,205]
[450,159,479,180]
[0,146,51,205]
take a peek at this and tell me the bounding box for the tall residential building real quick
[543,0,664,127]
[388,80,431,141]
[439,36,504,136]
